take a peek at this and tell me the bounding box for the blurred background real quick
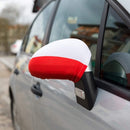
[0,0,36,55]
[0,0,36,129]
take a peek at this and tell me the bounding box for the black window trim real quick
[95,1,109,77]
[95,78,130,101]
[95,0,130,101]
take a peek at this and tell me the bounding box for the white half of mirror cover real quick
[29,38,91,82]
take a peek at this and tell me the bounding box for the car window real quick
[49,0,105,72]
[101,7,130,88]
[24,1,55,54]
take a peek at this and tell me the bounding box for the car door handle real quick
[31,82,43,97]
[14,68,19,75]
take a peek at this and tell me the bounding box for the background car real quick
[9,0,130,130]
[10,39,22,54]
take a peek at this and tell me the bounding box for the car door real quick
[31,0,115,129]
[92,1,130,130]
[12,1,56,129]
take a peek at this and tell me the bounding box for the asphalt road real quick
[0,56,15,130]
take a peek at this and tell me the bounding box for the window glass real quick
[49,0,105,72]
[101,7,130,88]
[25,2,55,54]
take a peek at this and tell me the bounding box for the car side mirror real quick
[29,38,97,110]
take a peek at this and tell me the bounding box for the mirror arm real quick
[75,71,97,110]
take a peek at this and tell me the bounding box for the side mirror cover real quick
[29,38,91,82]
[29,38,97,110]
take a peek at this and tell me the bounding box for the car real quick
[9,0,130,130]
[10,39,22,54]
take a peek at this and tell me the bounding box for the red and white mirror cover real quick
[29,38,91,82]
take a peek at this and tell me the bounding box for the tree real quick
[0,18,10,54]
[1,4,20,24]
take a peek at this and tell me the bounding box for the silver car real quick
[9,0,130,130]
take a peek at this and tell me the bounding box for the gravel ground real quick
[0,62,13,130]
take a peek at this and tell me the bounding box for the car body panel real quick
[32,78,114,130]
[31,76,130,130]
[10,53,34,130]
[92,88,130,130]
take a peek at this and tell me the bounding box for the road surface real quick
[0,56,15,130]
